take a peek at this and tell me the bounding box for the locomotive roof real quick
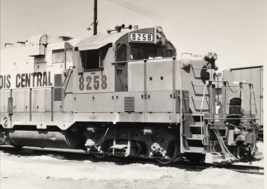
[76,31,128,51]
[47,39,81,49]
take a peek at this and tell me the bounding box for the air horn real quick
[107,24,132,33]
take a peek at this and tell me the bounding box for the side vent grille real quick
[54,74,62,87]
[54,74,63,101]
[54,88,62,101]
[124,97,135,112]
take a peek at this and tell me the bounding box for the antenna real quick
[93,0,98,35]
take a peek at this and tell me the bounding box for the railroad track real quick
[0,145,264,175]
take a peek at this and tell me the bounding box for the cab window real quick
[130,46,163,60]
[80,50,101,70]
[116,44,127,61]
[65,49,73,61]
[148,50,163,59]
[80,46,109,71]
[139,48,146,59]
[131,47,139,60]
[52,49,73,63]
[52,49,65,63]
[167,49,175,57]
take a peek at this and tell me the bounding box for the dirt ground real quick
[0,143,264,189]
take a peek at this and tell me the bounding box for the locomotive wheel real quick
[236,134,258,162]
[184,153,204,164]
[12,145,23,150]
[156,158,174,165]
[94,153,108,159]
[237,145,249,162]
[0,128,6,145]
[237,143,257,162]
[155,142,179,165]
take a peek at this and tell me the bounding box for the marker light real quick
[212,53,218,60]
[204,52,213,61]
[156,26,163,33]
[156,26,165,46]
[156,33,162,39]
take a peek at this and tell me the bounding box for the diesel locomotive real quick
[0,24,262,164]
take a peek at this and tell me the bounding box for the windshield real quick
[130,44,174,60]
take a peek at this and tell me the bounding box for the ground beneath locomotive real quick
[0,143,264,189]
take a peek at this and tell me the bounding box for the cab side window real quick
[80,50,100,70]
[116,44,127,61]
[65,49,73,61]
[52,49,65,63]
[167,49,175,57]
[80,45,109,71]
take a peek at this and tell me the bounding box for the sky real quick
[0,0,266,71]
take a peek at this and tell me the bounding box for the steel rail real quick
[0,145,264,175]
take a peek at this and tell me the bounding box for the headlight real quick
[181,61,190,68]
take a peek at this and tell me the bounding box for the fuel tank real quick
[6,130,83,149]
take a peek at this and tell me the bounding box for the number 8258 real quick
[79,75,107,91]
[130,33,153,42]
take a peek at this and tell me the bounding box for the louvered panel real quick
[124,97,135,112]
[54,74,62,87]
[54,88,62,101]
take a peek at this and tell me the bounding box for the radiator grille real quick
[124,97,135,112]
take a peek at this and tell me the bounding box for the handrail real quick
[200,83,208,115]
[62,66,75,87]
[114,63,125,91]
[111,57,174,65]
[251,85,258,116]
[177,57,183,154]
[0,87,54,91]
[224,81,258,118]
[205,117,259,120]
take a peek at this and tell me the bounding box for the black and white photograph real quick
[0,0,265,188]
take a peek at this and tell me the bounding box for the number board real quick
[129,33,154,43]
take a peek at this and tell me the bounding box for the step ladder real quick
[185,114,206,153]
[185,82,209,153]
[110,133,131,157]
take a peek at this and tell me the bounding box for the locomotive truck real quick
[0,25,262,164]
